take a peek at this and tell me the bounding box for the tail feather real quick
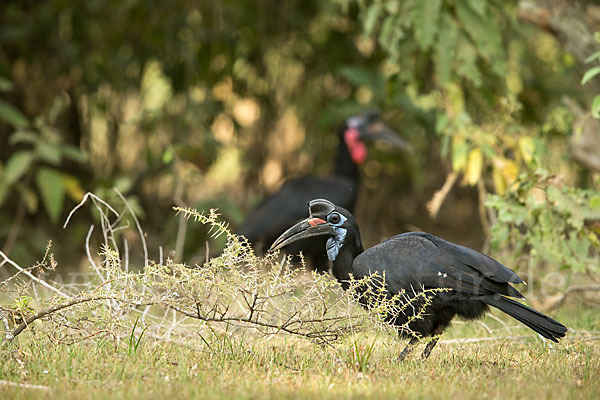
[482,296,567,342]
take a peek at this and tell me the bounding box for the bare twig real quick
[0,250,69,299]
[84,225,103,283]
[1,310,12,340]
[173,179,187,264]
[95,197,120,258]
[0,263,43,287]
[175,212,187,264]
[123,237,129,272]
[426,172,458,219]
[63,192,119,229]
[114,188,148,267]
[205,241,210,265]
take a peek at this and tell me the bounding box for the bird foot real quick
[420,337,439,360]
[397,337,418,362]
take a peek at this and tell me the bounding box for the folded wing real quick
[352,232,524,299]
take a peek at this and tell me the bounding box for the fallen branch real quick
[0,380,50,391]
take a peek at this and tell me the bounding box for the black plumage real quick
[239,112,408,271]
[271,199,567,360]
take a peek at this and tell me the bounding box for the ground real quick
[0,304,598,399]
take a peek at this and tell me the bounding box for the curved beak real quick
[362,121,412,152]
[270,218,334,252]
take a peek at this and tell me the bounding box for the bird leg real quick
[420,337,439,360]
[397,336,418,362]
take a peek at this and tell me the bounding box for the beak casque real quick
[270,217,334,252]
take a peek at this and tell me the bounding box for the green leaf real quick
[435,113,449,134]
[451,138,469,172]
[581,66,600,85]
[584,50,600,63]
[455,34,481,86]
[455,1,504,74]
[4,151,33,184]
[162,148,174,164]
[434,15,459,84]
[467,0,487,16]
[481,144,495,159]
[590,195,600,210]
[518,136,535,164]
[36,141,62,165]
[378,14,405,58]
[592,95,600,119]
[413,0,442,51]
[0,77,14,92]
[363,4,382,37]
[9,131,38,145]
[61,174,85,201]
[0,98,29,128]
[61,145,88,163]
[16,185,38,213]
[36,167,64,223]
[383,0,401,14]
[338,65,374,87]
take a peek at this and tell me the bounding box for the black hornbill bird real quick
[239,112,409,271]
[271,199,567,360]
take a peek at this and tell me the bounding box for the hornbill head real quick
[270,199,362,262]
[343,111,411,164]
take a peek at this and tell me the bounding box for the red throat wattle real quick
[344,128,367,164]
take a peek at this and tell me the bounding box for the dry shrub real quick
[0,192,440,350]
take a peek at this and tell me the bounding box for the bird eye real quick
[328,213,341,224]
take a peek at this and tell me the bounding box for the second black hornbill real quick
[239,112,409,271]
[270,199,567,360]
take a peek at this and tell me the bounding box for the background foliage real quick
[1,0,599,296]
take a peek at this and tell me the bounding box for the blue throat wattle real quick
[326,227,347,262]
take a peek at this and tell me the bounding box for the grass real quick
[1,304,598,400]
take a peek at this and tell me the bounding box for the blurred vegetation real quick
[0,1,599,294]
